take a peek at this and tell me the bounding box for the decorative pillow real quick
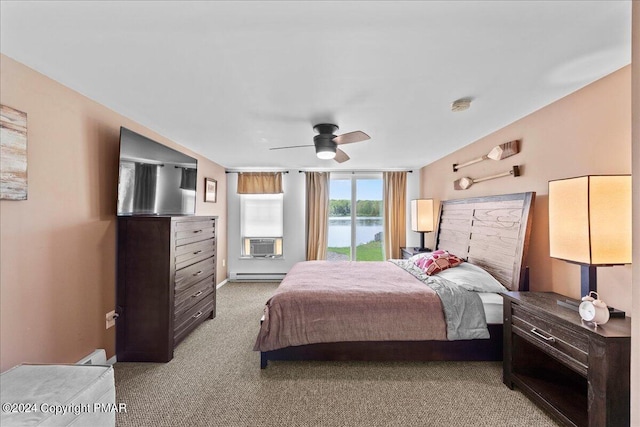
[413,249,445,270]
[413,250,445,271]
[414,250,464,276]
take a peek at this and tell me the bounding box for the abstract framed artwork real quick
[0,105,28,200]
[204,178,217,203]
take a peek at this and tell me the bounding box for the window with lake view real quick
[327,174,384,261]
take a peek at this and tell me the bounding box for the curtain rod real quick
[224,169,412,174]
[225,170,290,174]
[297,170,413,174]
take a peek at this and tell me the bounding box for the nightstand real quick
[400,247,432,260]
[502,292,630,427]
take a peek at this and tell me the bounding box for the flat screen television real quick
[117,127,197,216]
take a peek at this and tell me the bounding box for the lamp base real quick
[576,265,626,317]
[556,299,626,318]
[413,232,433,253]
[608,307,626,318]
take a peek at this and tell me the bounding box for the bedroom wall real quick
[631,1,639,421]
[0,55,228,372]
[419,65,632,314]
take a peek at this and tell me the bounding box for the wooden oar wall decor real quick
[452,140,520,172]
[454,165,521,190]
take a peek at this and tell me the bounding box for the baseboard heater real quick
[229,272,286,282]
[76,349,107,365]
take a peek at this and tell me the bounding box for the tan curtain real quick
[237,172,283,194]
[383,171,407,259]
[305,172,330,260]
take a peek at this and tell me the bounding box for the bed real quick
[255,192,535,368]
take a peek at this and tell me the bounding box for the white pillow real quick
[407,251,433,264]
[435,262,508,293]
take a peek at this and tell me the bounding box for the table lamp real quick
[411,199,434,252]
[548,175,631,317]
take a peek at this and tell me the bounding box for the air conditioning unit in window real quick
[250,238,277,257]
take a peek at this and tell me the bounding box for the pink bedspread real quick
[254,261,447,352]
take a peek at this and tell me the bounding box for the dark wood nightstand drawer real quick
[512,305,588,376]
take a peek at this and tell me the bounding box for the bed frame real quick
[260,192,535,368]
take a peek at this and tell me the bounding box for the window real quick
[327,173,383,261]
[241,194,284,257]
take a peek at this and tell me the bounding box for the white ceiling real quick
[0,1,631,170]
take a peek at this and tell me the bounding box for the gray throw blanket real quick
[389,259,490,340]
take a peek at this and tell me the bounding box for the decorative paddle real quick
[453,140,519,172]
[454,165,521,190]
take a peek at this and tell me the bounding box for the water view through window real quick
[327,175,384,261]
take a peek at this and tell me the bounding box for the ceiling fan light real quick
[316,146,336,159]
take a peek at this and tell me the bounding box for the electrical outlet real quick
[105,310,117,329]
[222,259,226,267]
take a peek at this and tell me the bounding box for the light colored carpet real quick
[114,282,559,427]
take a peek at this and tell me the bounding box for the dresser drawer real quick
[175,218,216,232]
[175,239,215,270]
[174,295,214,344]
[175,222,215,246]
[511,304,588,376]
[174,276,214,319]
[175,257,215,292]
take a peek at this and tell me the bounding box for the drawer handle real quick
[193,250,202,255]
[530,328,556,343]
[193,270,203,276]
[192,311,203,319]
[193,230,203,234]
[191,291,203,298]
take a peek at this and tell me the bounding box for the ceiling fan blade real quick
[334,149,350,163]
[269,144,314,151]
[333,131,370,145]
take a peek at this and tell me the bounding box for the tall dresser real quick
[116,216,217,362]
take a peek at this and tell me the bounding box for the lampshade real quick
[411,199,434,232]
[548,175,631,265]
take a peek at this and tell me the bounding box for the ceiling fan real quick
[269,123,370,163]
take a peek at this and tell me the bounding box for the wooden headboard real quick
[434,192,535,291]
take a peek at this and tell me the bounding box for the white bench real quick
[0,364,116,426]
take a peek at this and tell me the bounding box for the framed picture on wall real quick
[0,105,28,200]
[204,178,217,203]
